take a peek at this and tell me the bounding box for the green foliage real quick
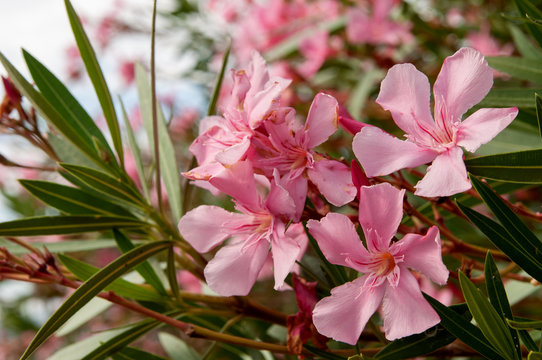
[465,149,542,183]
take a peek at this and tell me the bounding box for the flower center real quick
[373,252,396,277]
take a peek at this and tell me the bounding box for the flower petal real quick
[307,213,369,267]
[313,276,385,345]
[204,236,269,296]
[414,147,470,197]
[209,161,260,210]
[304,93,339,149]
[433,47,493,120]
[178,205,247,253]
[456,107,518,152]
[266,170,297,219]
[375,63,436,140]
[353,126,437,177]
[381,268,441,340]
[307,159,356,207]
[359,183,405,252]
[271,222,305,290]
[215,136,251,165]
[392,226,449,285]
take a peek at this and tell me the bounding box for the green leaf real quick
[459,271,518,360]
[507,319,542,329]
[207,40,231,116]
[0,238,129,255]
[61,163,145,207]
[303,345,347,360]
[487,56,542,84]
[484,253,521,358]
[514,0,542,48]
[135,64,182,221]
[479,88,542,108]
[424,294,506,360]
[20,240,171,360]
[537,93,542,138]
[465,149,542,183]
[119,97,151,201]
[518,329,539,352]
[529,351,542,360]
[158,332,202,360]
[113,229,168,296]
[113,347,167,360]
[167,246,181,302]
[374,304,469,360]
[457,201,542,284]
[509,24,542,59]
[49,134,99,170]
[58,254,165,302]
[64,0,123,165]
[346,65,384,119]
[49,327,128,360]
[22,50,117,170]
[57,298,111,336]
[20,180,134,217]
[0,215,146,236]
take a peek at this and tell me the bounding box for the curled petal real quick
[215,136,251,165]
[456,107,518,152]
[382,268,440,340]
[313,276,385,345]
[353,126,437,177]
[433,47,493,120]
[414,147,470,197]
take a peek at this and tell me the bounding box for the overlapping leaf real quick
[465,149,542,183]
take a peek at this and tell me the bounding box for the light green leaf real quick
[158,332,202,360]
[346,65,384,119]
[529,351,542,360]
[49,327,128,360]
[509,24,542,59]
[479,88,542,108]
[507,319,542,329]
[0,215,147,236]
[64,0,123,165]
[487,56,542,84]
[136,64,182,221]
[57,297,111,336]
[465,149,542,183]
[20,240,172,360]
[0,238,129,255]
[167,246,181,302]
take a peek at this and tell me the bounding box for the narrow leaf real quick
[514,0,542,48]
[64,0,123,165]
[529,351,542,360]
[479,88,542,108]
[457,201,542,283]
[20,240,171,360]
[58,254,165,302]
[424,294,506,360]
[167,246,181,302]
[507,319,542,329]
[509,24,542,59]
[113,229,168,296]
[465,149,542,183]
[113,348,167,360]
[303,345,347,360]
[518,330,539,351]
[484,253,521,359]
[136,64,182,221]
[207,40,231,116]
[487,56,542,84]
[537,93,542,138]
[20,180,134,218]
[0,238,129,255]
[158,332,202,360]
[0,215,146,236]
[22,50,117,170]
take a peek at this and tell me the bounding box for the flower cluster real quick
[178,47,517,343]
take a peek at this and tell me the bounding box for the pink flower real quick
[307,183,449,343]
[353,48,518,197]
[178,161,307,296]
[297,31,330,79]
[466,24,514,58]
[250,93,356,217]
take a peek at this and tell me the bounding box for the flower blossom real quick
[353,47,518,197]
[178,161,307,296]
[307,182,449,343]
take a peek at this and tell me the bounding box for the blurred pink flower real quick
[353,48,518,197]
[307,183,448,343]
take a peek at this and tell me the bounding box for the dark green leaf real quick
[487,57,542,84]
[459,271,517,359]
[19,240,171,360]
[135,64,182,221]
[514,0,542,48]
[61,163,145,207]
[465,149,542,183]
[479,88,542,108]
[207,40,230,116]
[58,254,164,302]
[457,200,542,284]
[20,180,134,218]
[0,215,146,236]
[22,50,117,170]
[484,253,521,358]
[424,294,506,360]
[113,229,168,296]
[64,0,123,165]
[167,246,181,302]
[518,329,539,351]
[303,344,347,360]
[507,319,542,329]
[112,347,167,360]
[537,93,542,138]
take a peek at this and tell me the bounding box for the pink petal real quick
[204,236,269,296]
[182,162,224,181]
[246,79,289,129]
[414,147,470,197]
[313,276,385,345]
[358,183,405,253]
[266,170,297,219]
[178,205,247,253]
[209,161,260,210]
[381,267,440,340]
[375,63,436,140]
[307,213,369,268]
[271,222,305,290]
[307,159,356,207]
[353,126,438,177]
[339,105,367,135]
[433,47,493,120]
[215,136,251,165]
[456,107,518,152]
[275,173,307,222]
[246,51,270,95]
[198,115,224,134]
[391,226,449,285]
[304,93,339,149]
